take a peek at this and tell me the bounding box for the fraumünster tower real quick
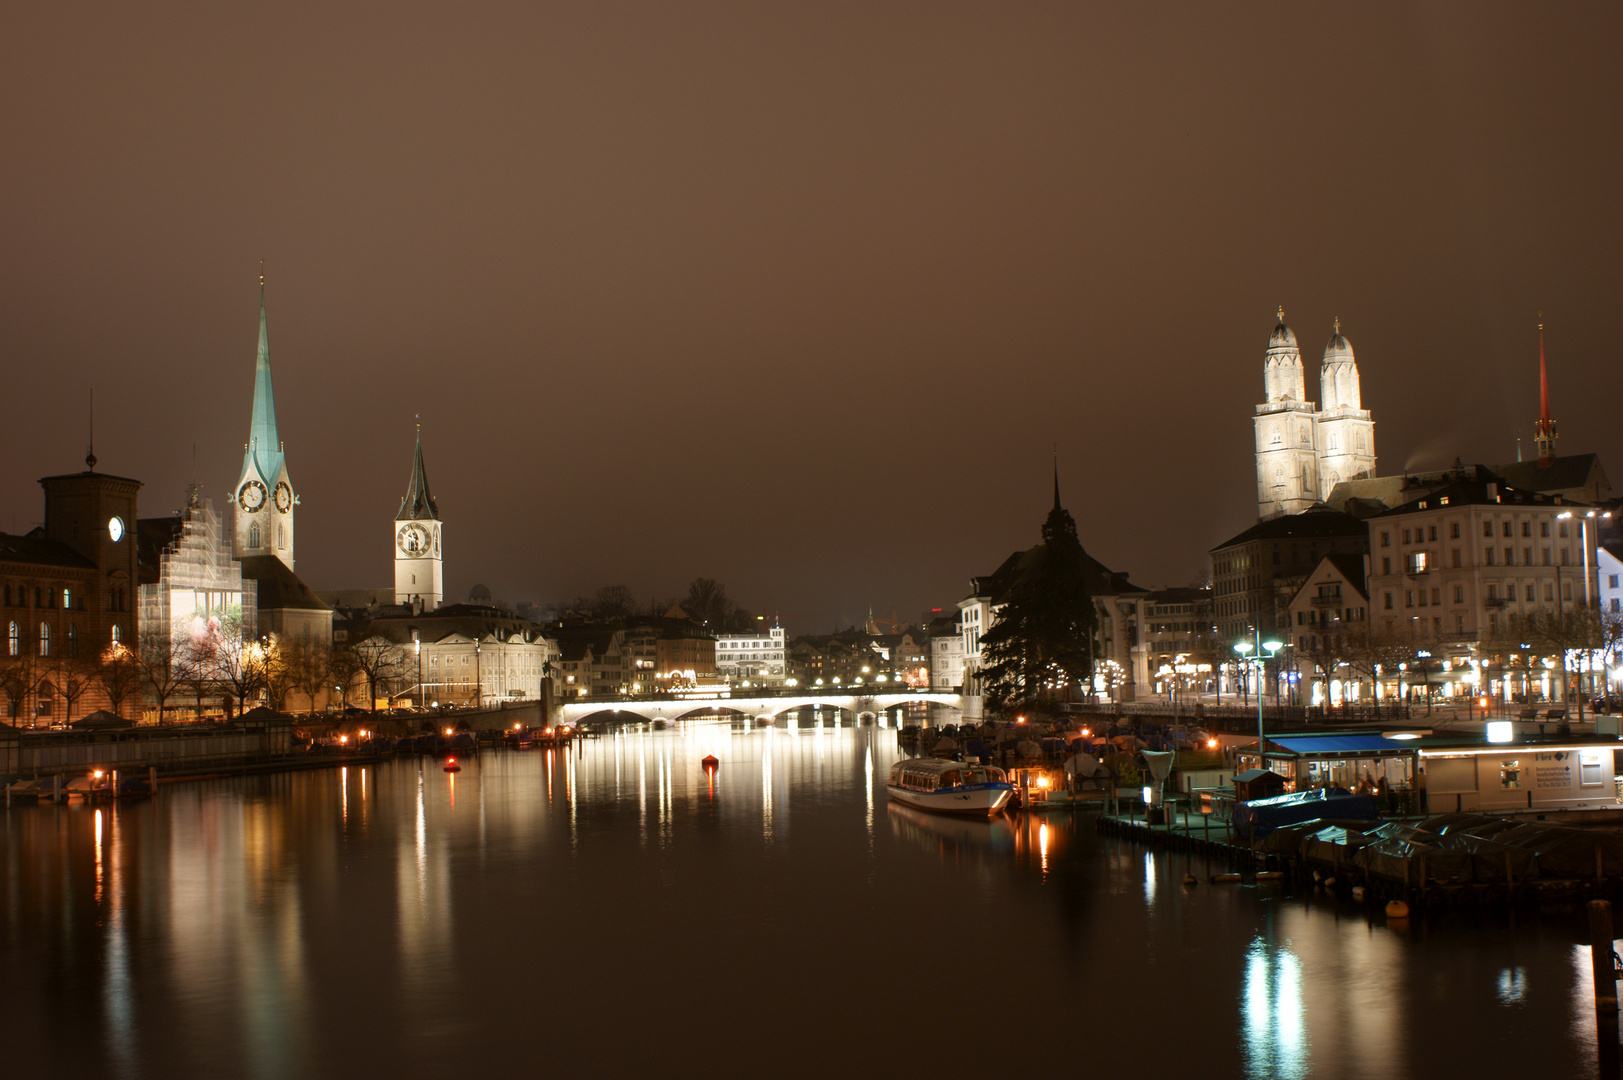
[1253,309,1376,520]
[232,277,298,568]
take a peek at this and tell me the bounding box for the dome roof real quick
[1269,307,1297,348]
[1323,318,1354,361]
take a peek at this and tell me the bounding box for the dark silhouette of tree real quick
[96,642,143,720]
[48,655,96,724]
[136,626,187,723]
[682,578,734,628]
[286,639,331,713]
[977,487,1097,712]
[349,636,408,711]
[327,642,363,711]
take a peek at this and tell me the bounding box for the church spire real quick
[245,267,284,481]
[398,421,439,521]
[1533,316,1558,467]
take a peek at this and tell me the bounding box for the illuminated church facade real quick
[1253,309,1377,520]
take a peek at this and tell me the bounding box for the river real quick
[0,721,1604,1079]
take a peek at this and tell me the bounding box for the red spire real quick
[1533,317,1557,467]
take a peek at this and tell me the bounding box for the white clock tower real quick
[232,276,298,569]
[394,427,443,612]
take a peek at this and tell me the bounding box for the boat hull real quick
[886,783,1013,817]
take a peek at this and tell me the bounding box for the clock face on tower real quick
[274,481,292,513]
[398,522,430,555]
[238,479,267,512]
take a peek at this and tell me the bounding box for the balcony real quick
[1309,595,1344,608]
[1483,596,1508,608]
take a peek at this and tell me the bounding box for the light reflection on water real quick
[0,722,1604,1078]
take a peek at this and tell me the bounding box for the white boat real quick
[886,758,1014,816]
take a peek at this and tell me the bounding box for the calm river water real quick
[0,721,1605,1079]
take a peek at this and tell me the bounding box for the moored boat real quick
[886,759,1013,817]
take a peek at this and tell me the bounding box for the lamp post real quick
[1234,629,1283,767]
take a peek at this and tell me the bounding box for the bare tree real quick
[95,642,143,720]
[48,655,96,724]
[286,639,331,713]
[136,625,187,723]
[681,578,733,628]
[214,635,282,716]
[327,642,362,711]
[349,636,408,712]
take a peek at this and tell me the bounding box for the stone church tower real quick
[1254,310,1320,519]
[1314,318,1376,495]
[1253,310,1378,520]
[394,428,443,612]
[232,277,298,569]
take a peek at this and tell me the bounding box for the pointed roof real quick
[243,279,286,482]
[398,428,439,521]
[1532,319,1558,467]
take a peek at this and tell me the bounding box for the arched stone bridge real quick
[557,691,963,726]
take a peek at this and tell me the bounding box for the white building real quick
[394,428,444,613]
[1600,541,1622,617]
[1254,310,1377,520]
[715,624,786,685]
[931,627,965,691]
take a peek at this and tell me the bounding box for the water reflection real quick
[0,727,1602,1078]
[1244,936,1307,1079]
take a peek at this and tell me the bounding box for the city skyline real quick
[2,4,1618,630]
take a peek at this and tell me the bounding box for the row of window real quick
[5,621,120,657]
[2,585,85,610]
[1381,580,1574,610]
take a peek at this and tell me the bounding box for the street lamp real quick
[1234,629,1283,766]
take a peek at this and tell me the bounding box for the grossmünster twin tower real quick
[1253,308,1376,520]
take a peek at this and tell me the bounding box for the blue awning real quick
[1268,734,1412,755]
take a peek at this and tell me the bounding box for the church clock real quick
[398,522,431,555]
[274,481,292,512]
[238,479,267,511]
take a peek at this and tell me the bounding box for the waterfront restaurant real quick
[1235,732,1420,798]
[1233,728,1622,814]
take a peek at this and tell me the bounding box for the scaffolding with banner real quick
[137,489,258,720]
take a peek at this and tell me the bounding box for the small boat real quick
[886,759,1014,817]
[443,756,462,773]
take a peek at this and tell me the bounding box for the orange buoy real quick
[444,756,462,773]
[1385,899,1410,919]
[701,754,719,770]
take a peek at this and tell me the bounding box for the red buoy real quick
[701,754,719,770]
[444,756,462,773]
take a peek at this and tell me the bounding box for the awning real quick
[1269,734,1412,755]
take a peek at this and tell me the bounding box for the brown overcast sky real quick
[2,2,1618,632]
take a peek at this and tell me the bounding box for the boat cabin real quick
[888,759,1005,792]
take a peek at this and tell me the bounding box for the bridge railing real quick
[561,687,953,706]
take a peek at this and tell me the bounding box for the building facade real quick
[0,460,143,724]
[1254,310,1377,520]
[1211,509,1371,646]
[715,624,786,685]
[394,429,444,613]
[232,281,298,569]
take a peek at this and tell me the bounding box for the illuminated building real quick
[715,623,786,685]
[1283,555,1369,704]
[1254,310,1377,521]
[926,615,965,691]
[0,455,142,723]
[1210,509,1369,646]
[136,489,256,716]
[358,604,556,707]
[394,428,443,613]
[226,277,332,656]
[231,278,298,569]
[1137,586,1217,691]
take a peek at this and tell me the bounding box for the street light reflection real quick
[1243,936,1307,1080]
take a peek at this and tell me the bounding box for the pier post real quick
[1588,900,1619,1080]
[149,766,158,793]
[52,774,61,804]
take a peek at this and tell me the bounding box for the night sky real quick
[3,3,1618,631]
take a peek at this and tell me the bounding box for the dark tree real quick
[681,577,733,628]
[977,484,1098,712]
[95,642,144,720]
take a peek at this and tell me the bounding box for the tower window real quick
[39,623,50,657]
[67,625,78,657]
[8,621,18,655]
[1270,428,1281,446]
[1329,432,1339,451]
[249,524,261,548]
[111,625,121,644]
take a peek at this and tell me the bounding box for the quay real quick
[1092,807,1623,918]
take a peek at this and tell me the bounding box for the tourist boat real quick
[886,759,1014,817]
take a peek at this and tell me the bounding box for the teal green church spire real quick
[244,274,285,483]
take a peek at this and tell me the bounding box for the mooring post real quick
[1588,899,1619,1080]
